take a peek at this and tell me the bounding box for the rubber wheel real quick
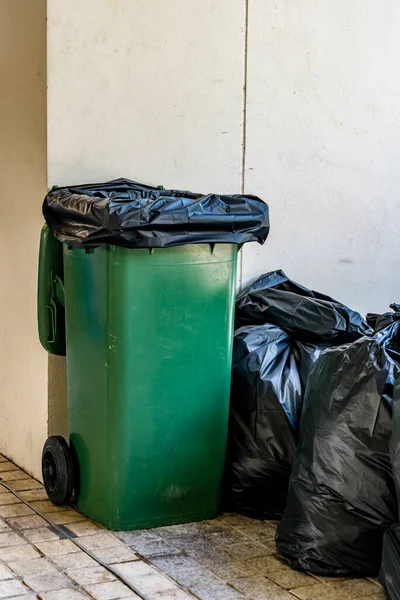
[42,436,74,506]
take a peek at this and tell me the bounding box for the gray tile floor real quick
[0,456,386,600]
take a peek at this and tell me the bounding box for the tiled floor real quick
[0,456,386,600]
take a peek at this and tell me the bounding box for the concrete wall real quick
[243,1,400,315]
[48,0,400,319]
[0,0,47,477]
[47,0,246,193]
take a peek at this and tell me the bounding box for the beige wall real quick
[0,0,48,478]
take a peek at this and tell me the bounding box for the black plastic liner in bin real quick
[43,178,269,248]
[235,269,371,343]
[276,322,400,577]
[225,323,326,519]
[225,271,371,520]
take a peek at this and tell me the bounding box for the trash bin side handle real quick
[38,225,66,356]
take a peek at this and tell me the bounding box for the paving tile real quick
[189,582,246,600]
[234,520,277,538]
[30,501,69,514]
[0,462,23,473]
[7,515,49,530]
[353,594,386,600]
[0,578,30,597]
[78,534,123,552]
[157,523,219,541]
[24,528,60,543]
[247,553,291,573]
[113,561,158,579]
[162,565,221,589]
[114,561,181,596]
[0,522,10,532]
[290,583,352,600]
[35,540,80,556]
[225,540,273,559]
[43,511,85,525]
[313,576,353,584]
[7,596,38,599]
[0,544,41,563]
[133,539,181,557]
[8,480,43,492]
[267,568,319,589]
[0,504,34,518]
[151,555,199,575]
[0,564,14,580]
[162,535,208,554]
[152,591,196,600]
[65,521,103,537]
[149,555,221,589]
[116,531,160,545]
[330,578,384,597]
[51,550,99,571]
[204,530,247,546]
[0,531,25,547]
[184,543,236,566]
[89,545,138,565]
[0,457,8,463]
[218,513,257,527]
[230,576,294,599]
[0,470,28,482]
[39,590,89,600]
[68,566,115,586]
[202,554,257,580]
[0,493,23,505]
[23,572,73,593]
[83,580,139,599]
[119,573,178,597]
[19,490,49,503]
[116,531,181,557]
[234,521,276,542]
[9,558,58,576]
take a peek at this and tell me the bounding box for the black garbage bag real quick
[43,178,269,249]
[380,378,400,598]
[276,322,400,577]
[367,304,400,334]
[225,324,326,519]
[380,525,400,600]
[235,270,371,343]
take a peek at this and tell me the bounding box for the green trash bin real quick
[38,227,238,529]
[38,178,269,530]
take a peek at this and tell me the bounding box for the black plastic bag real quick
[225,324,325,519]
[235,270,371,343]
[43,178,269,249]
[367,304,400,334]
[380,379,400,598]
[276,323,400,577]
[381,526,400,600]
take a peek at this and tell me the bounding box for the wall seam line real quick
[240,0,249,289]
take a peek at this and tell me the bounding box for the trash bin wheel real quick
[42,436,74,506]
